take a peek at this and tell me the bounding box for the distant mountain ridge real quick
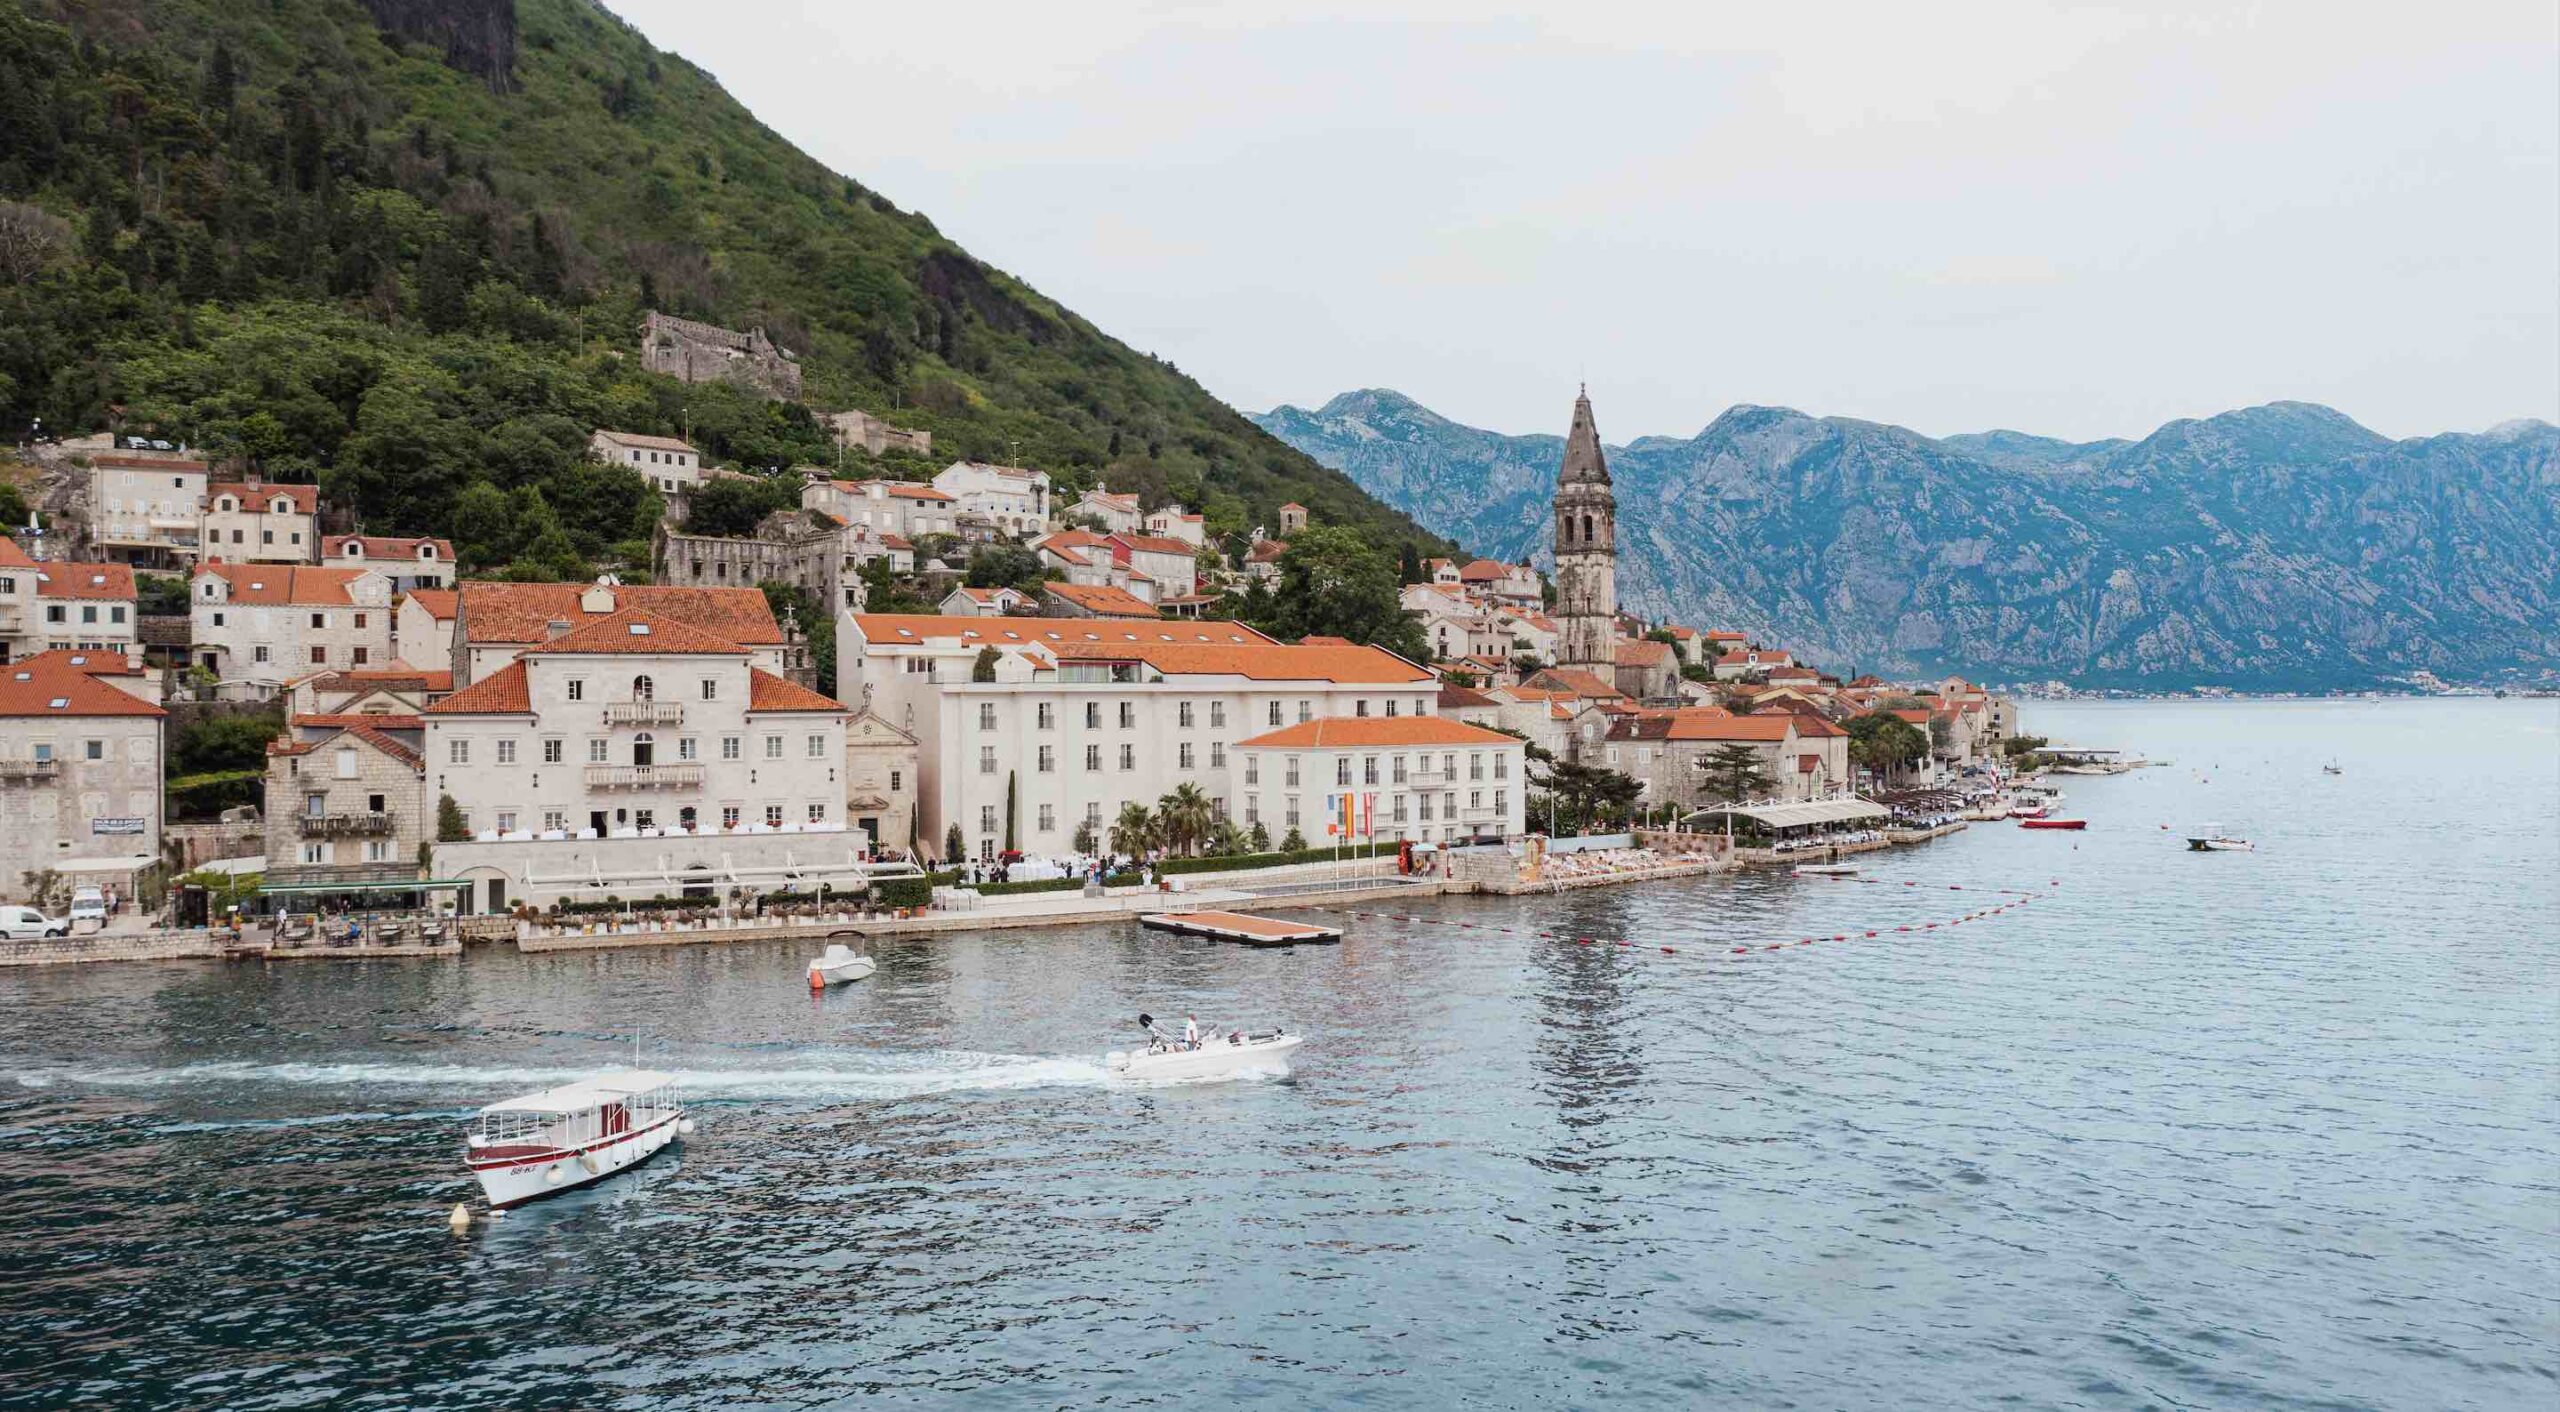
[1252,391,2560,690]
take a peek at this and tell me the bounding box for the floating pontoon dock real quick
[1138,910,1344,947]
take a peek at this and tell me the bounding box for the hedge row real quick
[1154,842,1397,876]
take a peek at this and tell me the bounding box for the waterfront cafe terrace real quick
[1681,797,1892,847]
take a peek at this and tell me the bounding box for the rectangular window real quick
[300,842,326,865]
[980,805,997,834]
[567,680,585,702]
[1495,789,1507,813]
[1085,702,1101,729]
[722,737,742,761]
[1335,758,1352,787]
[1298,700,1312,723]
[1385,699,1400,717]
[83,739,103,761]
[541,738,564,764]
[679,737,698,761]
[1178,702,1194,728]
[1178,743,1195,769]
[352,647,368,665]
[308,612,324,630]
[1394,794,1409,822]
[808,802,827,823]
[1038,745,1055,773]
[1355,699,1370,718]
[701,679,719,701]
[1267,701,1282,727]
[496,811,518,834]
[544,811,566,832]
[254,645,269,663]
[495,739,516,765]
[1285,757,1301,787]
[1245,757,1260,785]
[1085,744,1102,771]
[1118,702,1135,729]
[364,839,391,862]
[1394,755,1408,784]
[1038,803,1056,832]
[890,770,902,792]
[1363,756,1379,785]
[1210,742,1225,769]
[1037,702,1054,729]
[449,740,469,765]
[1118,744,1135,771]
[80,605,97,624]
[764,736,783,759]
[1245,795,1259,825]
[588,739,608,764]
[722,806,741,829]
[1285,795,1300,826]
[353,613,367,629]
[1210,702,1226,729]
[766,805,785,828]
[309,646,326,665]
[807,734,827,759]
[980,745,997,775]
[1495,755,1509,781]
[978,702,997,730]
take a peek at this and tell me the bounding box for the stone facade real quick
[825,409,932,458]
[201,480,319,564]
[653,514,866,620]
[86,455,207,563]
[191,565,397,698]
[639,311,802,401]
[0,654,165,899]
[1553,390,1618,670]
[842,706,920,858]
[264,725,429,879]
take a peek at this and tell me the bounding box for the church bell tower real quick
[1553,387,1618,669]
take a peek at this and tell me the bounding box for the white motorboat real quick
[1793,863,1859,877]
[807,937,876,987]
[1108,1028,1303,1081]
[2185,824,2254,852]
[464,1069,689,1208]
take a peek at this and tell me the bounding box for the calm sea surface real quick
[3,699,2554,1410]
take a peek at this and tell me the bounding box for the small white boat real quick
[807,938,876,987]
[1793,863,1859,877]
[2322,762,2343,776]
[1108,1028,1303,1081]
[2185,824,2253,852]
[465,1069,689,1209]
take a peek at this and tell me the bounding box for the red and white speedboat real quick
[464,1069,690,1208]
[2018,817,2087,831]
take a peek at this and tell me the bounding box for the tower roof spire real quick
[1560,387,1610,487]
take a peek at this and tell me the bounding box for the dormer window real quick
[344,542,363,557]
[217,498,235,512]
[270,498,291,514]
[419,545,436,560]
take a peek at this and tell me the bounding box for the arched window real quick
[631,674,654,701]
[632,732,655,768]
[1582,513,1593,542]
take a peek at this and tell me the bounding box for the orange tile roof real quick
[1245,539,1289,563]
[91,454,208,472]
[1455,558,1513,581]
[208,481,318,514]
[269,721,422,769]
[746,668,848,713]
[0,654,163,718]
[1043,582,1161,617]
[850,614,1269,647]
[36,562,137,600]
[1438,684,1497,709]
[1522,667,1626,699]
[1706,631,1749,642]
[424,661,532,715]
[832,478,953,501]
[0,537,37,569]
[528,608,752,657]
[1236,716,1517,749]
[194,563,374,606]
[403,589,459,621]
[24,649,141,677]
[293,712,425,732]
[1654,709,1803,742]
[1056,641,1431,685]
[326,534,454,560]
[1111,533,1199,557]
[457,582,781,646]
[1616,639,1673,667]
[304,667,453,694]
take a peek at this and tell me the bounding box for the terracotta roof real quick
[1109,533,1200,558]
[0,538,37,569]
[1055,641,1431,685]
[1662,626,1699,640]
[1438,684,1497,709]
[850,614,1268,647]
[1616,639,1673,667]
[1039,543,1091,568]
[1522,667,1626,699]
[1300,636,1354,647]
[305,668,453,695]
[1278,502,1305,511]
[878,532,914,551]
[746,668,848,713]
[0,654,162,718]
[1706,631,1748,642]
[1456,558,1513,582]
[208,481,318,514]
[270,721,422,769]
[326,534,454,560]
[950,586,1025,605]
[26,649,142,677]
[457,582,781,646]
[1245,539,1289,564]
[1236,716,1517,749]
[593,430,698,453]
[402,589,459,621]
[527,608,752,657]
[832,478,954,501]
[293,712,424,732]
[1081,490,1139,511]
[1043,582,1160,617]
[424,660,532,715]
[194,563,374,606]
[90,454,207,472]
[36,563,137,600]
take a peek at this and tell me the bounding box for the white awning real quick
[480,1069,676,1115]
[1681,798,1889,829]
[51,853,160,874]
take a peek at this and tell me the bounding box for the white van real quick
[69,889,107,927]
[0,905,69,940]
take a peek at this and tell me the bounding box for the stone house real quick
[323,536,455,593]
[654,514,864,620]
[843,705,920,857]
[448,581,786,688]
[32,561,139,658]
[0,651,166,901]
[86,454,206,565]
[825,408,931,458]
[395,590,458,672]
[588,430,705,502]
[191,564,397,698]
[802,478,958,541]
[1142,507,1205,546]
[931,461,1051,538]
[1601,707,1851,810]
[1614,638,1679,701]
[263,716,428,882]
[938,586,1035,617]
[201,480,319,564]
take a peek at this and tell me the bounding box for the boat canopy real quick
[1681,798,1889,830]
[479,1068,675,1116]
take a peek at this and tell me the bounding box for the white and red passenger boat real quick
[464,1069,690,1208]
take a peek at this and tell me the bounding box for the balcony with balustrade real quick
[0,758,61,782]
[297,811,396,838]
[602,700,685,727]
[584,763,706,790]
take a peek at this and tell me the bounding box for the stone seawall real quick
[0,931,223,967]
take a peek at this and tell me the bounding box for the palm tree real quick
[1155,783,1216,856]
[1109,801,1156,857]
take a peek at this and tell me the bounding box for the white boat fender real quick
[578,1152,603,1176]
[448,1202,472,1233]
[544,1163,566,1186]
[677,1117,696,1137]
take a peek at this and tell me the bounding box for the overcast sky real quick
[612,1,2557,443]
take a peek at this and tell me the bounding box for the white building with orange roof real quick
[1068,486,1143,535]
[588,430,704,499]
[803,477,958,540]
[1106,532,1200,600]
[1233,715,1524,846]
[0,649,166,898]
[323,535,455,592]
[28,560,138,659]
[931,461,1051,537]
[200,479,319,564]
[447,580,787,686]
[938,585,1035,617]
[1601,706,1852,809]
[394,588,458,671]
[191,563,396,696]
[1141,506,1205,547]
[837,613,1445,863]
[421,608,858,913]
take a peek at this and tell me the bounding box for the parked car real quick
[69,888,107,926]
[0,905,70,939]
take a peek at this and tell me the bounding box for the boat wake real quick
[15,1050,1113,1104]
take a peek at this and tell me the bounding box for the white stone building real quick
[0,650,165,901]
[200,480,319,564]
[323,535,456,593]
[930,461,1051,537]
[1069,487,1143,535]
[1142,507,1205,546]
[836,613,1444,863]
[803,478,958,541]
[447,581,786,687]
[191,564,397,697]
[1232,715,1526,847]
[31,561,138,658]
[422,608,856,914]
[86,454,206,564]
[589,430,705,498]
[1107,533,1200,600]
[395,589,458,672]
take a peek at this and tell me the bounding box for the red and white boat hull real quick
[467,1112,684,1208]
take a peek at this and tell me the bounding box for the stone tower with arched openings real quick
[1552,387,1618,669]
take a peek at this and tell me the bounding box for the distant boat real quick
[2019,818,2087,831]
[2322,761,2343,776]
[2185,823,2254,851]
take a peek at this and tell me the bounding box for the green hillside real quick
[0,0,1444,567]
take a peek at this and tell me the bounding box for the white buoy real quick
[676,1118,696,1136]
[448,1202,472,1233]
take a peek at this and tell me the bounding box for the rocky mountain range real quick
[1252,391,2560,690]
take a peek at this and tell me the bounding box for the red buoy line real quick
[1309,878,2055,963]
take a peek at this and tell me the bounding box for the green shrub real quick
[1154,842,1396,876]
[974,876,1087,896]
[873,877,934,909]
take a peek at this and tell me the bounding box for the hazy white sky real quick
[611,1,2558,442]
